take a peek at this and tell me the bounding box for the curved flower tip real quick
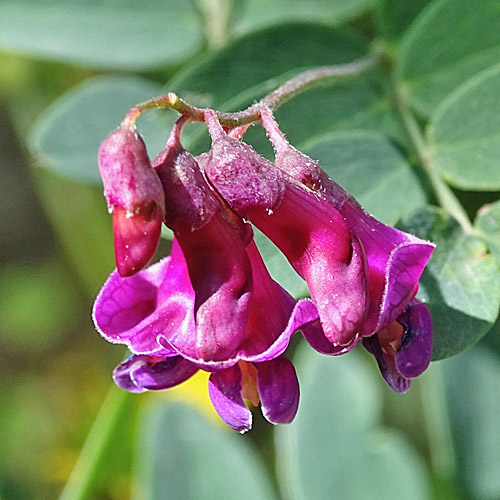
[363,299,433,392]
[98,125,165,276]
[341,203,435,337]
[113,354,198,392]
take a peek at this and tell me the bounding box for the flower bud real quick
[98,125,165,277]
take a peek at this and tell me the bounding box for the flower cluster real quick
[93,106,435,432]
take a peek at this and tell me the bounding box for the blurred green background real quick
[1,0,500,499]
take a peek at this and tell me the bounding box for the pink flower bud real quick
[98,125,165,277]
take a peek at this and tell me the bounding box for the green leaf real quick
[442,347,500,500]
[400,206,500,360]
[396,0,500,116]
[475,199,500,264]
[234,0,373,33]
[0,0,203,70]
[427,64,500,190]
[302,131,427,225]
[29,76,170,185]
[375,0,432,42]
[276,346,430,500]
[169,23,402,155]
[135,401,277,500]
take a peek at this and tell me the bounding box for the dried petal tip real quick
[98,125,165,276]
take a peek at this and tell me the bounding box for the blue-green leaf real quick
[396,0,500,116]
[427,64,500,190]
[475,199,500,265]
[135,401,277,500]
[302,130,426,225]
[442,347,500,500]
[0,0,203,70]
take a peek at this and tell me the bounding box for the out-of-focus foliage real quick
[2,0,500,499]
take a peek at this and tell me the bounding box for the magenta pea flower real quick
[260,109,435,338]
[259,109,435,388]
[93,238,322,431]
[93,116,323,431]
[204,109,368,350]
[203,109,434,390]
[98,124,165,277]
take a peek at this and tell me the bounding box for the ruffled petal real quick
[260,108,435,339]
[208,365,252,432]
[112,355,148,393]
[238,241,321,362]
[93,257,179,355]
[256,356,299,424]
[153,117,253,364]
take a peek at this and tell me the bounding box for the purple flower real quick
[203,109,434,389]
[260,109,435,338]
[98,125,165,277]
[259,109,435,388]
[93,239,321,431]
[94,116,322,431]
[204,110,367,350]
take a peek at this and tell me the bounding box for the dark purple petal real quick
[113,354,198,392]
[256,356,299,424]
[396,300,433,379]
[363,335,411,393]
[363,300,433,392]
[208,365,252,432]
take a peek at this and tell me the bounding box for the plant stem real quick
[58,384,132,500]
[123,53,380,129]
[395,86,474,234]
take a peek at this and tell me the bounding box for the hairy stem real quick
[123,53,380,129]
[395,86,474,234]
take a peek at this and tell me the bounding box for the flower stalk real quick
[122,53,380,130]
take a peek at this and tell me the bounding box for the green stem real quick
[58,385,132,500]
[395,86,474,234]
[123,52,380,129]
[420,364,462,500]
